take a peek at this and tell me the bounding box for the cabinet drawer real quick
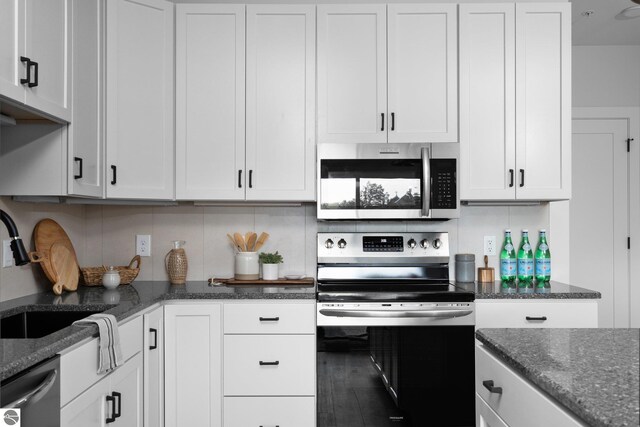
[224,397,315,427]
[224,335,315,396]
[61,315,143,406]
[223,302,315,334]
[476,301,598,328]
[476,344,585,427]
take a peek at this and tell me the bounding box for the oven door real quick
[317,143,459,220]
[317,303,475,427]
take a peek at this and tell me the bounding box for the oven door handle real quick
[6,369,57,409]
[319,308,473,319]
[421,147,431,218]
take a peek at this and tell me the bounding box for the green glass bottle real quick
[517,229,534,287]
[535,229,551,285]
[499,229,516,284]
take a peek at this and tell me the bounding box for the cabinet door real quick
[164,304,222,427]
[61,378,108,427]
[245,5,316,201]
[110,353,143,427]
[0,0,25,102]
[387,4,457,143]
[175,4,245,200]
[106,0,174,199]
[24,0,71,122]
[68,0,104,198]
[143,307,164,427]
[476,394,509,427]
[317,4,386,144]
[224,397,316,427]
[515,3,571,200]
[459,4,516,200]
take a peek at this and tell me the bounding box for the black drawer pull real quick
[238,170,242,188]
[112,391,122,418]
[259,316,280,322]
[150,328,158,350]
[111,165,117,185]
[249,170,253,188]
[391,112,395,131]
[259,425,280,427]
[519,169,525,187]
[74,157,83,179]
[525,316,547,321]
[106,395,116,423]
[509,169,514,187]
[259,361,280,366]
[20,56,31,86]
[381,113,385,131]
[483,380,502,394]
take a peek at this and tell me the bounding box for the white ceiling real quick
[572,0,640,45]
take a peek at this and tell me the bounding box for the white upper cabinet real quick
[0,0,71,122]
[106,0,174,200]
[175,4,245,200]
[387,4,457,143]
[317,4,387,144]
[317,3,457,144]
[460,2,571,201]
[245,4,316,201]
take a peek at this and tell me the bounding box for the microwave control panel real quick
[430,159,456,209]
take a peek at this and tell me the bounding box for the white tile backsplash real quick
[0,197,550,301]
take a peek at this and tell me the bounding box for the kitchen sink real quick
[0,309,106,339]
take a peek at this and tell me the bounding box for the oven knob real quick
[337,239,347,249]
[420,239,430,249]
[325,239,334,249]
[433,238,442,249]
[407,238,417,249]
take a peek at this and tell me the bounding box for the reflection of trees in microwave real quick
[360,182,390,208]
[321,199,356,209]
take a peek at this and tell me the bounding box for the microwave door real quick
[421,147,431,218]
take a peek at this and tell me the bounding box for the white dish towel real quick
[73,313,123,374]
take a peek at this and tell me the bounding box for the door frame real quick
[550,107,640,327]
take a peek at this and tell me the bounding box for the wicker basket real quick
[81,256,141,286]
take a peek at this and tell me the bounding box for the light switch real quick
[3,240,14,268]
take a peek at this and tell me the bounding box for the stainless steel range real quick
[316,232,475,427]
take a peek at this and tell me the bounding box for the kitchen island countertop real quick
[476,328,640,427]
[459,280,601,299]
[0,281,315,381]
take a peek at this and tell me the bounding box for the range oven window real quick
[320,159,422,210]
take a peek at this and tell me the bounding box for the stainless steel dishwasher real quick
[0,355,60,427]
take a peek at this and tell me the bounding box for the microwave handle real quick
[421,147,430,217]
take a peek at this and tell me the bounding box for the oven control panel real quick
[318,232,449,260]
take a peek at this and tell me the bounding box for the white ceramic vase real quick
[262,263,279,281]
[235,252,259,280]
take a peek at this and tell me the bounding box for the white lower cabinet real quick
[143,306,163,427]
[475,300,598,329]
[164,303,222,427]
[476,343,586,427]
[224,397,316,427]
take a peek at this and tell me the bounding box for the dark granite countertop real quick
[0,281,315,381]
[456,280,601,299]
[476,328,640,427]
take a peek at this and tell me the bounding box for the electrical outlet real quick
[3,240,14,268]
[484,236,497,256]
[136,235,151,257]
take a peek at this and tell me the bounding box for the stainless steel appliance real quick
[0,355,60,427]
[317,232,475,427]
[317,143,459,220]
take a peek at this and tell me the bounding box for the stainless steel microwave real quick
[317,143,459,220]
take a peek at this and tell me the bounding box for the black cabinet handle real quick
[519,169,525,187]
[74,157,83,179]
[259,361,280,366]
[112,392,122,418]
[259,425,280,427]
[391,112,395,131]
[31,60,38,87]
[381,113,385,131]
[20,56,31,86]
[509,169,514,188]
[525,316,547,321]
[249,170,253,188]
[259,316,280,322]
[111,165,117,185]
[106,395,116,423]
[150,328,158,350]
[482,380,503,394]
[238,170,242,188]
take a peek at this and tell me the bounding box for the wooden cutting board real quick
[30,219,78,284]
[50,242,79,295]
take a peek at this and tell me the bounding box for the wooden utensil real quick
[233,232,246,252]
[227,233,241,252]
[253,232,270,252]
[29,219,78,284]
[478,255,495,283]
[246,232,258,252]
[49,242,79,295]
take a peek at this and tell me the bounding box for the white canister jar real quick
[262,263,279,281]
[102,267,121,289]
[235,252,259,280]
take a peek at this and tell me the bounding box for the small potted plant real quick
[259,251,283,281]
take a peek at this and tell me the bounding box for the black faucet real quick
[0,209,30,266]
